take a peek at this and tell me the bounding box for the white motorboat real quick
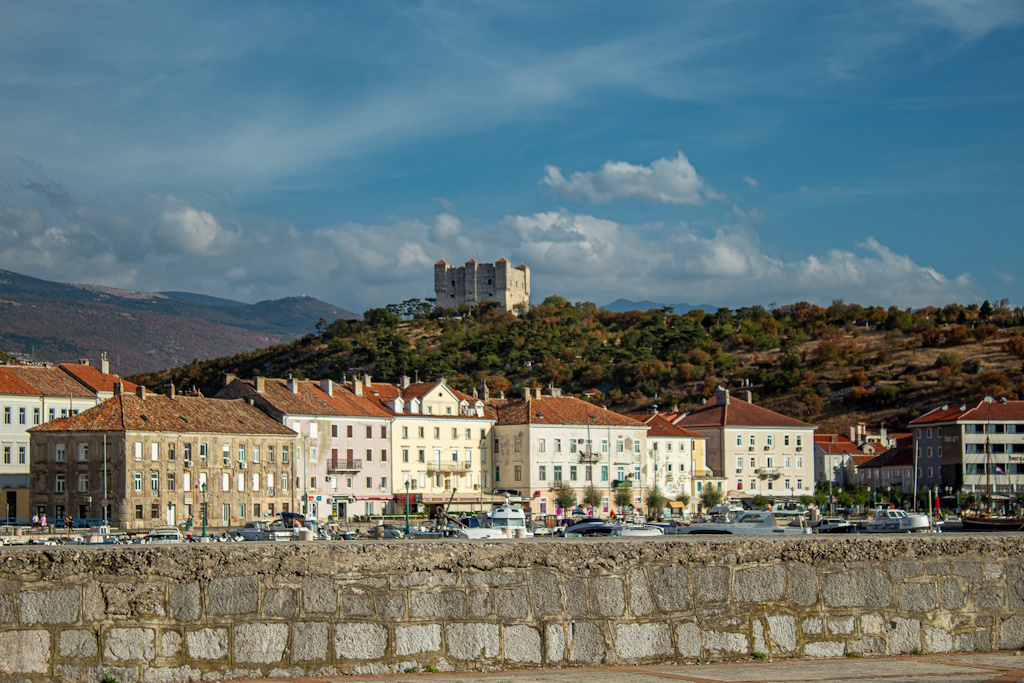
[609,524,664,537]
[486,500,533,537]
[864,508,932,533]
[678,510,811,535]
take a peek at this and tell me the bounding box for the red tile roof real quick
[857,445,914,469]
[30,392,296,436]
[814,434,863,455]
[0,367,43,396]
[634,413,707,440]
[4,365,95,398]
[59,363,137,394]
[674,394,812,429]
[236,378,392,419]
[910,400,1024,425]
[497,396,646,428]
[348,380,495,420]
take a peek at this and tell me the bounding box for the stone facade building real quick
[434,258,530,314]
[29,384,297,530]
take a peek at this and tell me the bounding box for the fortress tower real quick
[434,258,530,314]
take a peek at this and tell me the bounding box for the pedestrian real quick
[40,513,47,530]
[31,513,38,527]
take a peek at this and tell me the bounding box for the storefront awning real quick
[667,501,688,508]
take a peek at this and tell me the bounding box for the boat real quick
[609,524,664,537]
[144,526,183,544]
[676,510,811,535]
[487,500,533,537]
[812,517,855,534]
[959,513,1024,532]
[863,508,931,533]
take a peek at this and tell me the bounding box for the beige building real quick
[434,258,530,314]
[675,387,816,500]
[492,388,649,516]
[354,376,498,514]
[29,384,297,530]
[640,413,708,516]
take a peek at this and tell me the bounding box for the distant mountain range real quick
[0,269,359,375]
[602,298,719,313]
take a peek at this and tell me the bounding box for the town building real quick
[674,387,816,500]
[219,375,394,522]
[853,445,916,493]
[813,433,865,487]
[434,258,530,314]
[0,359,130,521]
[29,384,297,530]
[910,399,1024,496]
[492,388,648,517]
[638,413,707,516]
[355,375,498,515]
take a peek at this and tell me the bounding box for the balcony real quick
[426,461,471,473]
[756,467,781,480]
[612,479,633,488]
[578,452,600,464]
[328,458,362,473]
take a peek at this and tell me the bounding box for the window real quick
[381,477,387,489]
[603,439,610,453]
[451,447,458,462]
[784,456,791,469]
[56,444,66,463]
[554,439,561,453]
[183,472,190,492]
[737,456,743,470]
[222,472,230,492]
[237,474,244,492]
[282,474,289,491]
[238,445,246,463]
[927,447,933,459]
[617,466,625,481]
[767,435,774,448]
[199,472,207,490]
[634,440,641,454]
[77,443,88,462]
[366,448,372,462]
[402,448,409,463]
[167,444,176,461]
[601,465,608,482]
[252,473,259,491]
[514,436,521,453]
[785,479,791,489]
[750,435,756,447]
[366,426,372,438]
[2,446,8,464]
[402,426,408,438]
[310,447,317,461]
[570,440,578,454]
[134,473,142,492]
[928,467,934,478]
[434,427,440,439]
[465,428,471,440]
[796,456,803,469]
[796,435,803,448]
[199,443,208,461]
[736,434,742,446]
[366,476,372,488]
[418,448,425,463]
[3,407,9,424]
[33,407,40,425]
[135,505,143,520]
[238,504,245,519]
[797,479,802,490]
[167,473,176,492]
[586,465,593,481]
[267,445,274,463]
[150,502,160,519]
[151,473,159,494]
[332,424,338,438]
[570,465,577,481]
[495,467,500,482]
[222,444,230,466]
[750,457,756,468]
[784,435,790,446]
[553,466,561,482]
[19,407,26,424]
[539,465,547,482]
[282,446,289,464]
[347,425,353,438]
[183,443,192,461]
[927,428,932,438]
[253,446,260,464]
[493,438,499,454]
[453,428,459,439]
[539,439,546,453]
[480,449,486,465]
[419,427,425,438]
[151,443,159,461]
[49,408,55,421]
[617,439,624,453]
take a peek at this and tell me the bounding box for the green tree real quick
[582,486,601,509]
[675,491,691,506]
[553,482,577,516]
[700,486,723,510]
[614,486,633,513]
[645,485,667,520]
[751,495,770,509]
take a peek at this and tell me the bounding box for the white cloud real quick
[159,204,227,255]
[743,175,759,188]
[910,0,1024,42]
[543,152,711,205]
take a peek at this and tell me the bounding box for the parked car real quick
[232,520,293,542]
[145,526,184,544]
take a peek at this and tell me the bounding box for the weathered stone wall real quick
[2,535,1023,682]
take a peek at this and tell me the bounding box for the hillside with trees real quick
[131,297,1024,432]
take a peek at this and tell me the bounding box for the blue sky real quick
[0,1,1021,312]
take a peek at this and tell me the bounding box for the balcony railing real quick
[426,461,471,473]
[578,452,600,464]
[756,467,781,480]
[328,458,362,473]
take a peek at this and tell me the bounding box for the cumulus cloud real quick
[0,175,981,312]
[543,152,711,205]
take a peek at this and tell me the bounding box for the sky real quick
[0,1,1022,313]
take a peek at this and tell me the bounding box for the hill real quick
[0,269,360,374]
[131,296,1024,433]
[603,298,718,313]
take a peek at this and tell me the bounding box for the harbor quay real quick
[1,535,1023,681]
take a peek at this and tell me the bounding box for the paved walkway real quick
[219,653,1024,683]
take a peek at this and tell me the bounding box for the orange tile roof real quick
[30,391,296,436]
[0,367,44,396]
[674,394,812,429]
[4,365,95,398]
[858,445,914,469]
[497,396,646,428]
[59,363,137,394]
[910,400,1024,425]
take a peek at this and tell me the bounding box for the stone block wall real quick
[1,536,1023,681]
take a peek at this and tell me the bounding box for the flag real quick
[995,465,1005,474]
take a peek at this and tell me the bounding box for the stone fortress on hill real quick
[434,258,530,314]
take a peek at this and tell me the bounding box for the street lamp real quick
[201,482,207,538]
[405,479,410,536]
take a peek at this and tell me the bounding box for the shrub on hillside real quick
[1004,336,1024,358]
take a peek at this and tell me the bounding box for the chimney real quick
[320,379,333,397]
[551,387,562,397]
[100,353,109,375]
[472,387,478,399]
[136,385,146,400]
[400,375,411,389]
[114,381,123,396]
[165,382,175,400]
[848,426,856,442]
[255,377,266,394]
[363,373,372,388]
[354,379,363,397]
[715,386,730,406]
[534,388,542,400]
[498,390,504,400]
[743,390,753,403]
[286,377,298,394]
[523,387,531,402]
[880,426,887,440]
[224,373,236,388]
[481,379,489,402]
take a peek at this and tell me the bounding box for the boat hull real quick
[960,516,1024,532]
